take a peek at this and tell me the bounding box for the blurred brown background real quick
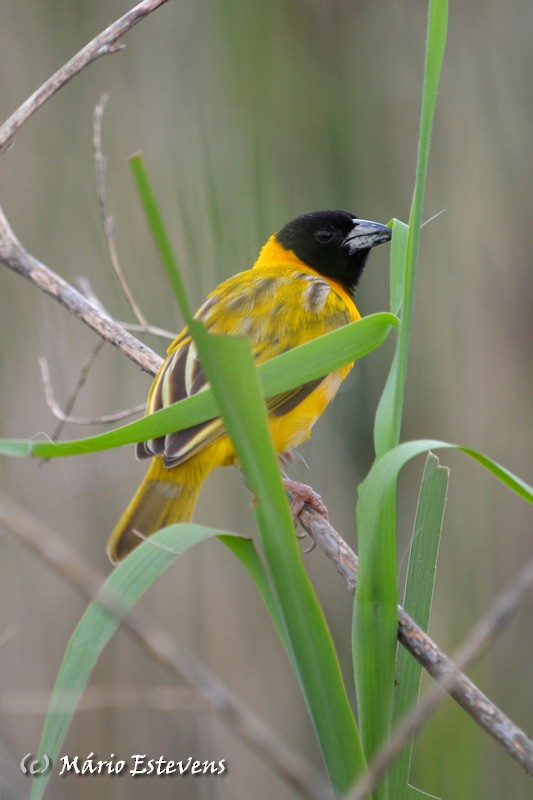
[0,1,531,798]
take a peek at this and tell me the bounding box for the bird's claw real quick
[282,478,329,520]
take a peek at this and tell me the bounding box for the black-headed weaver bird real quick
[108,210,391,562]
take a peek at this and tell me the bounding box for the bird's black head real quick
[276,210,391,295]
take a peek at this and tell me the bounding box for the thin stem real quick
[0,0,170,152]
[0,204,162,376]
[93,94,150,328]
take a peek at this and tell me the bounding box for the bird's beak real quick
[343,219,392,252]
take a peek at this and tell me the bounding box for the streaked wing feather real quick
[139,267,353,466]
[266,378,324,417]
[162,418,224,467]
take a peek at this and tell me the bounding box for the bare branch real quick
[344,556,533,800]
[0,204,162,376]
[36,276,143,451]
[93,94,149,327]
[0,0,170,152]
[295,504,533,777]
[0,495,332,800]
[39,356,145,426]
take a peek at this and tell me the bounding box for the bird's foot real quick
[282,478,329,520]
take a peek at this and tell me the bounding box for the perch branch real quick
[0,204,162,376]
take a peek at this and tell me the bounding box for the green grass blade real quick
[0,439,34,457]
[257,312,397,399]
[354,4,449,798]
[372,440,531,505]
[373,345,401,459]
[353,458,399,767]
[193,325,365,794]
[2,390,219,458]
[391,0,448,447]
[390,453,448,798]
[129,153,194,326]
[374,0,448,459]
[129,160,364,790]
[459,446,533,503]
[0,313,396,460]
[30,524,242,800]
[353,434,529,798]
[374,220,408,457]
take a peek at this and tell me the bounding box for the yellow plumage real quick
[108,211,390,562]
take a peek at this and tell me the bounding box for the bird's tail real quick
[107,458,202,564]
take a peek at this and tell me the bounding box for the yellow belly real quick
[268,364,352,452]
[167,361,352,487]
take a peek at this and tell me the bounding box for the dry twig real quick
[93,94,149,327]
[0,204,162,376]
[0,0,170,152]
[39,355,145,426]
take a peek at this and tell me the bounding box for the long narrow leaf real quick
[374,220,408,457]
[388,219,409,317]
[129,153,194,326]
[390,0,448,451]
[353,430,530,796]
[127,160,369,792]
[0,313,396,460]
[31,524,244,800]
[353,459,399,768]
[129,163,366,790]
[390,452,448,798]
[354,5,449,799]
[191,325,365,794]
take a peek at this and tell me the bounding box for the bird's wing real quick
[138,266,354,467]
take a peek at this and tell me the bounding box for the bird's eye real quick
[314,227,335,244]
